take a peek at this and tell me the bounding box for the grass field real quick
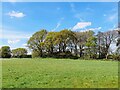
[1,58,118,88]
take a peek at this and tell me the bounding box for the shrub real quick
[112,55,120,61]
[0,46,11,58]
[32,50,40,58]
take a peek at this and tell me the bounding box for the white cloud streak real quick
[52,17,64,31]
[79,27,102,32]
[0,27,31,39]
[72,22,92,31]
[7,39,20,44]
[108,13,117,21]
[7,11,26,18]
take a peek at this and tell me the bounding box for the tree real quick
[75,30,94,57]
[32,50,40,58]
[69,31,78,56]
[12,48,27,58]
[85,36,97,59]
[54,32,63,53]
[44,32,56,54]
[59,29,72,52]
[0,46,11,58]
[117,30,120,46]
[96,30,118,59]
[102,30,117,59]
[27,29,47,57]
[54,29,74,53]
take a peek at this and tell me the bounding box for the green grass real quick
[1,58,118,88]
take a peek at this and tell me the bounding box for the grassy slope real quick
[2,58,118,88]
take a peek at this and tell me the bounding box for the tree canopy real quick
[12,48,27,58]
[0,46,11,58]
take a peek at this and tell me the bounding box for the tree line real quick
[0,29,120,60]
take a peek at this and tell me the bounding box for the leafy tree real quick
[59,29,76,53]
[54,32,63,53]
[59,29,71,52]
[54,29,73,53]
[85,36,97,59]
[32,50,40,58]
[44,32,56,54]
[26,28,118,60]
[27,29,47,57]
[12,48,27,58]
[68,31,78,56]
[0,46,11,58]
[97,31,104,59]
[75,30,94,57]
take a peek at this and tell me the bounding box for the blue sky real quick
[0,2,118,52]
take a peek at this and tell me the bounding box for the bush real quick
[112,55,120,61]
[0,46,11,58]
[32,50,40,58]
[50,51,79,59]
[107,54,113,59]
[21,55,32,58]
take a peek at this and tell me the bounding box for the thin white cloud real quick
[79,27,101,32]
[7,11,26,18]
[7,39,20,44]
[52,17,64,31]
[108,13,117,21]
[74,14,84,21]
[22,43,27,47]
[105,8,117,22]
[0,27,31,39]
[89,27,102,31]
[72,22,91,31]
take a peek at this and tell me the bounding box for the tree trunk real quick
[63,43,66,53]
[58,44,61,53]
[98,38,101,59]
[40,49,43,57]
[75,44,77,56]
[51,45,53,54]
[79,45,82,57]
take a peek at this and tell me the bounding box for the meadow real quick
[1,58,118,88]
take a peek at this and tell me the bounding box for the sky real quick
[0,1,118,53]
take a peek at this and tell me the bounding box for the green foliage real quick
[112,55,120,61]
[0,46,11,58]
[54,29,74,52]
[12,48,27,58]
[47,51,78,59]
[85,36,97,59]
[0,29,118,60]
[44,32,57,54]
[32,50,40,58]
[27,29,47,57]
[2,58,118,88]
